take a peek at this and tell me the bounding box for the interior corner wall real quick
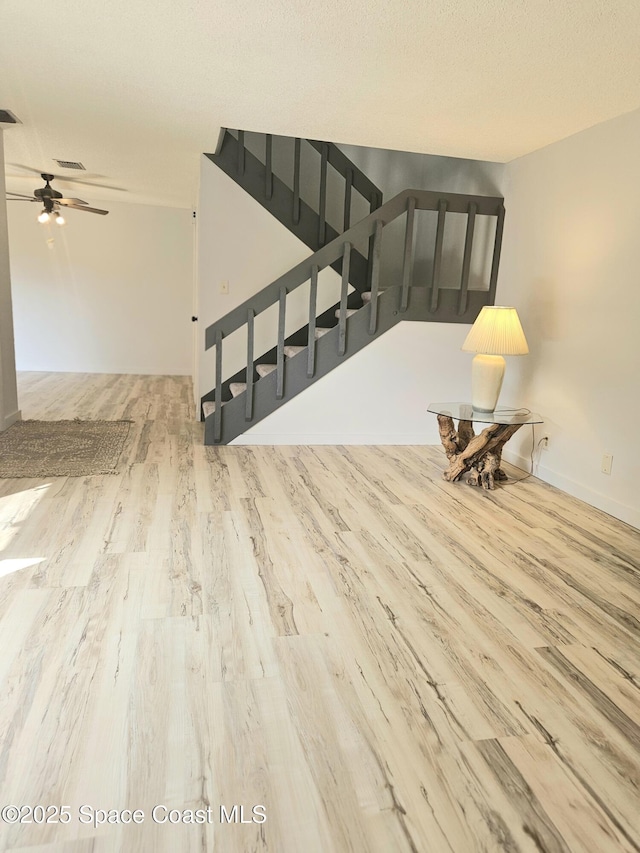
[0,129,21,430]
[337,142,504,200]
[7,199,193,375]
[498,107,640,529]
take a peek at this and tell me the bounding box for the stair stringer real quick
[204,285,490,446]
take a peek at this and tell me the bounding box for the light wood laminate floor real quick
[0,372,639,853]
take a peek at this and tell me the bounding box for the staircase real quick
[201,130,505,445]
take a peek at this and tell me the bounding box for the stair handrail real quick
[205,187,504,345]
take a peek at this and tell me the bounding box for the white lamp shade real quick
[461,306,529,355]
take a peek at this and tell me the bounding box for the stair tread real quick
[284,345,305,357]
[334,308,359,319]
[229,382,246,397]
[202,401,216,418]
[315,327,331,338]
[256,364,277,377]
[361,291,372,303]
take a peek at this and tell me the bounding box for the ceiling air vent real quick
[0,109,20,124]
[54,160,86,170]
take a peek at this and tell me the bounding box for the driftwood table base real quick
[436,414,523,490]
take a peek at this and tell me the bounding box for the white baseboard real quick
[1,408,22,431]
[17,367,191,376]
[230,433,431,446]
[502,448,639,530]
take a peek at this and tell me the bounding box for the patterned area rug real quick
[0,419,132,478]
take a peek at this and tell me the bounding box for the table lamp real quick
[461,306,529,412]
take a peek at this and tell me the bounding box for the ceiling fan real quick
[6,173,109,224]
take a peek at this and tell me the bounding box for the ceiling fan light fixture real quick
[55,211,65,226]
[37,209,50,223]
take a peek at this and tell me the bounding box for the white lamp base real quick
[471,354,506,413]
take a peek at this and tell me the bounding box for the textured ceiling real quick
[2,0,640,208]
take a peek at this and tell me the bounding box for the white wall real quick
[0,130,21,430]
[235,321,472,445]
[498,107,640,528]
[8,199,193,375]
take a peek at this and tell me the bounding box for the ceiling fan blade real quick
[54,178,127,192]
[56,198,88,205]
[6,198,37,202]
[7,163,46,176]
[62,203,109,215]
[8,164,127,193]
[6,191,35,199]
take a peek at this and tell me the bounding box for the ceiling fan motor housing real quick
[35,175,62,201]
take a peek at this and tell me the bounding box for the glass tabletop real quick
[428,402,543,425]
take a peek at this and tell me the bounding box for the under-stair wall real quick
[231,322,482,445]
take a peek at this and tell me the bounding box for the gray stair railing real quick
[204,187,505,443]
[213,129,383,247]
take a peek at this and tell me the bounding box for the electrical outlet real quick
[540,435,549,450]
[220,280,229,294]
[601,453,613,475]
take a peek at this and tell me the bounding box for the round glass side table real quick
[427,402,543,490]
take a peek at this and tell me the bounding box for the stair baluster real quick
[368,221,382,335]
[338,243,351,356]
[245,309,254,420]
[214,330,223,442]
[430,199,447,313]
[488,204,505,304]
[276,287,286,399]
[292,138,301,225]
[307,265,318,378]
[458,201,477,315]
[400,197,416,312]
[366,191,381,289]
[318,143,328,245]
[344,168,353,232]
